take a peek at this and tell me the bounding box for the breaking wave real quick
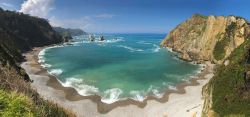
[101,88,123,104]
[75,38,124,45]
[48,69,63,76]
[130,90,146,102]
[38,49,46,63]
[151,44,161,53]
[136,41,152,45]
[41,63,52,68]
[116,45,144,52]
[62,77,99,96]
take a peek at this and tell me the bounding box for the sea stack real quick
[100,36,105,41]
[89,35,95,42]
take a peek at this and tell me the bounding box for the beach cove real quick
[21,34,214,117]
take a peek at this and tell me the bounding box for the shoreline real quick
[21,45,214,117]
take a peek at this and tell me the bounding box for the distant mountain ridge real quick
[53,27,87,42]
[53,27,87,36]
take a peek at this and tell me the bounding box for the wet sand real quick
[21,46,214,117]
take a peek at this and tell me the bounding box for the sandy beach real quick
[21,46,214,117]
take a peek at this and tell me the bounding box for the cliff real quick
[202,37,250,117]
[54,27,86,38]
[53,27,87,42]
[0,8,74,116]
[161,14,250,64]
[161,14,250,116]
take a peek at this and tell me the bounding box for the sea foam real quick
[41,63,52,68]
[101,88,123,104]
[136,41,152,45]
[129,90,145,102]
[62,77,99,96]
[38,49,47,63]
[151,44,161,53]
[49,69,63,76]
[116,45,144,52]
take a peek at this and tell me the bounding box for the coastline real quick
[21,46,214,117]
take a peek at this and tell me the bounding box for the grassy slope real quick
[0,8,75,117]
[209,38,250,116]
[0,90,33,117]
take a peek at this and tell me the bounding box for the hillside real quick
[0,8,74,117]
[53,27,87,36]
[53,27,87,41]
[161,14,250,64]
[161,14,250,116]
[202,34,250,117]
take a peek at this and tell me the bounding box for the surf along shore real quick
[21,45,214,117]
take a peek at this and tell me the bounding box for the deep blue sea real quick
[38,34,201,104]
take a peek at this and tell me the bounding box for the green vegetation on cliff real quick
[161,14,250,116]
[53,27,87,37]
[213,22,238,60]
[209,38,250,116]
[53,27,87,42]
[0,8,74,117]
[213,33,227,60]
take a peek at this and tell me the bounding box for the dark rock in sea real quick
[89,35,95,42]
[100,36,105,41]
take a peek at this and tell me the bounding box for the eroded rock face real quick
[161,14,250,63]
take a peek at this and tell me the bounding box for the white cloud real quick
[18,0,115,32]
[94,13,115,18]
[19,0,54,18]
[49,16,93,30]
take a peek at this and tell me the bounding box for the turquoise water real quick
[39,34,201,103]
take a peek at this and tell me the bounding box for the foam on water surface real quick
[39,34,202,103]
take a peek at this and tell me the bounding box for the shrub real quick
[0,90,34,117]
[210,38,250,116]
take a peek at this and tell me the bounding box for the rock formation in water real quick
[161,14,250,116]
[100,36,105,41]
[161,14,250,64]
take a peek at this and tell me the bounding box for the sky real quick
[0,0,250,33]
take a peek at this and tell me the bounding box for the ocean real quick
[38,33,201,104]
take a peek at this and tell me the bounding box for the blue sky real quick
[1,0,250,33]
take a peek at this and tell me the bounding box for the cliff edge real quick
[161,14,250,116]
[161,14,250,64]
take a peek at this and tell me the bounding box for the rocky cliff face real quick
[161,14,250,63]
[162,14,250,116]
